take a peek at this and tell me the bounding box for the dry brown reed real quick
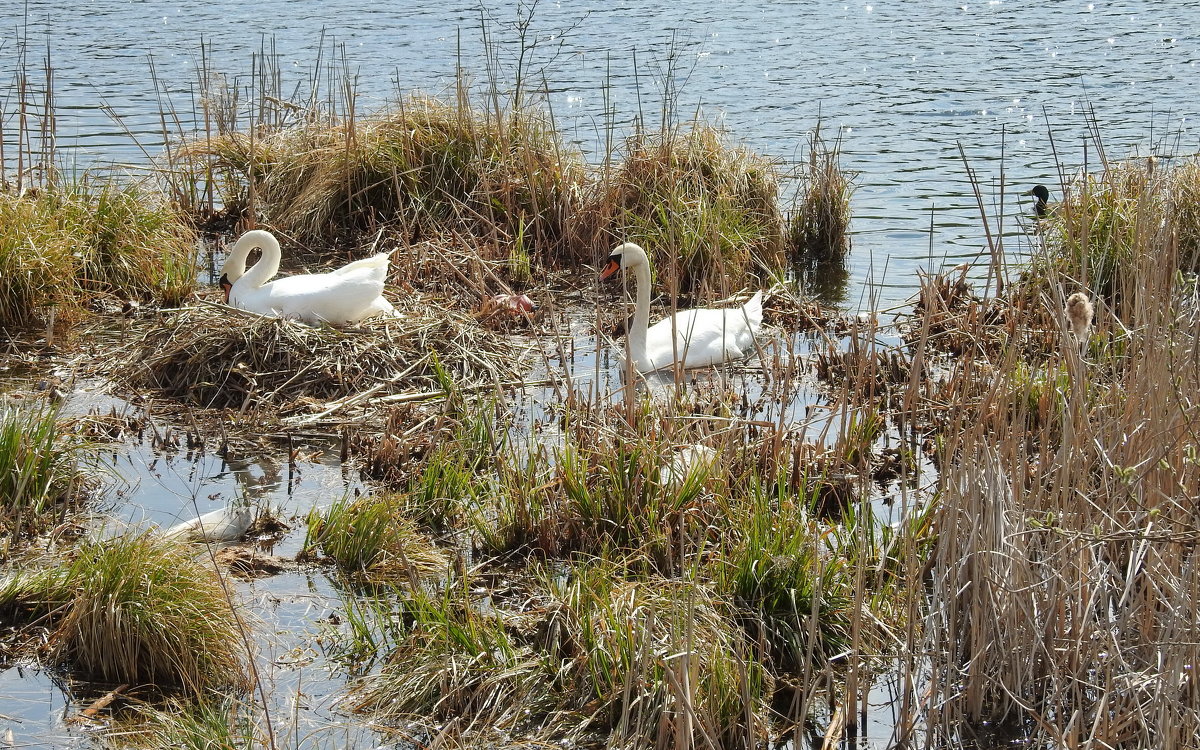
[901,162,1200,747]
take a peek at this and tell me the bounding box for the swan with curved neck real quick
[599,242,763,373]
[218,230,394,324]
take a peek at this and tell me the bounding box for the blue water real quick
[4,0,1199,308]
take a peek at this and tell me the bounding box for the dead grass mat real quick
[114,301,533,424]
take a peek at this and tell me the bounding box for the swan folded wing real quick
[642,304,760,371]
[251,270,386,324]
[331,252,391,281]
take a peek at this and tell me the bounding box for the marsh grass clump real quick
[0,178,197,330]
[352,580,553,735]
[1168,156,1200,270]
[787,126,854,264]
[1029,159,1166,316]
[584,122,785,297]
[184,96,584,262]
[302,493,447,578]
[468,418,727,570]
[1,533,249,693]
[122,304,524,412]
[352,560,769,747]
[0,404,92,545]
[714,485,858,673]
[49,531,250,693]
[546,562,769,746]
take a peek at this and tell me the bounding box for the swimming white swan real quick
[599,242,763,373]
[218,230,395,324]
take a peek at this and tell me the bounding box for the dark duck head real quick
[1024,184,1052,218]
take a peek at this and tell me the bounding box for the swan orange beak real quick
[599,259,621,281]
[218,273,232,303]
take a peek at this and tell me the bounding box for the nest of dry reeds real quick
[119,302,529,418]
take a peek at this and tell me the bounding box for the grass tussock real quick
[351,560,772,747]
[0,178,196,330]
[714,487,857,672]
[52,532,250,692]
[0,404,92,547]
[183,96,584,263]
[788,125,854,264]
[120,303,526,413]
[547,563,769,746]
[583,122,785,297]
[352,580,552,733]
[302,493,448,578]
[1,532,249,693]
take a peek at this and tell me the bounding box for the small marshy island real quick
[2,4,1200,749]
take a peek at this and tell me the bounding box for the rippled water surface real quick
[6,0,1200,306]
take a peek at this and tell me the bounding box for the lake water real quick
[5,0,1200,308]
[2,1,1198,747]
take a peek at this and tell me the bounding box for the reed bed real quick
[899,159,1200,748]
[119,302,528,416]
[0,178,197,331]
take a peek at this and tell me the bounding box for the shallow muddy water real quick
[6,0,1200,307]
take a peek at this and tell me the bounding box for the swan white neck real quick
[627,256,652,369]
[224,230,281,290]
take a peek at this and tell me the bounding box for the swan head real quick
[218,230,276,303]
[599,242,650,281]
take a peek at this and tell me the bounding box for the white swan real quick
[599,242,764,373]
[218,230,395,324]
[165,505,255,543]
